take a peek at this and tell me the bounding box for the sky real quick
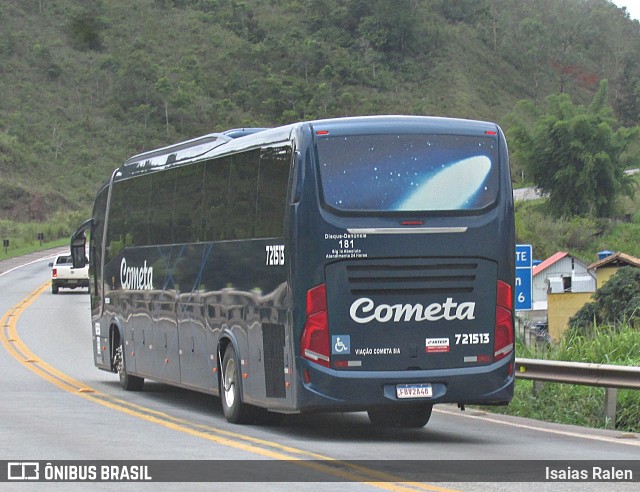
[611,0,640,20]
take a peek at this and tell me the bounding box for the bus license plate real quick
[396,383,432,399]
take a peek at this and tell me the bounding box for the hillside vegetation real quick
[1,0,639,228]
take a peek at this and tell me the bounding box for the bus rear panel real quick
[294,118,515,412]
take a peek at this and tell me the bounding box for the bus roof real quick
[116,116,501,180]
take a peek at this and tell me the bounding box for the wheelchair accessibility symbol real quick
[332,335,350,355]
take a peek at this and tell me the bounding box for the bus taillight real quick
[494,281,514,362]
[301,284,331,368]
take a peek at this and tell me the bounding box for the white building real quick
[528,251,596,320]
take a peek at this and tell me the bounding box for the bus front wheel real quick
[367,403,433,428]
[221,347,252,424]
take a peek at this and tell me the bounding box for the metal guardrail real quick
[515,358,640,389]
[514,357,640,426]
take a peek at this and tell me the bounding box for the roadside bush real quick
[570,267,640,331]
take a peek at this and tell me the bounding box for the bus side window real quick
[201,146,290,242]
[173,162,205,244]
[149,170,176,245]
[256,146,290,238]
[227,150,259,240]
[202,157,231,241]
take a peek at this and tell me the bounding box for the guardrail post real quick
[603,387,617,428]
[532,380,545,396]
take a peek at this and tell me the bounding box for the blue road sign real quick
[516,243,532,268]
[515,244,533,310]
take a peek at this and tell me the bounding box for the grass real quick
[0,237,68,260]
[484,325,640,432]
[521,324,640,365]
[0,211,87,259]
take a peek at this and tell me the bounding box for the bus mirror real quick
[70,218,94,269]
[71,235,86,268]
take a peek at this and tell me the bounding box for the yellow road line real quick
[1,281,457,492]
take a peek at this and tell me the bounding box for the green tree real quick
[509,80,638,218]
[67,12,104,51]
[570,266,640,331]
[614,53,640,127]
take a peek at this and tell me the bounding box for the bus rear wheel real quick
[114,340,144,391]
[367,403,433,428]
[221,347,252,424]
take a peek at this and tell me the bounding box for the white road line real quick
[0,250,66,278]
[434,406,640,447]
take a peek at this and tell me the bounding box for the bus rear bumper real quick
[296,359,514,412]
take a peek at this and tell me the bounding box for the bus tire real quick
[367,403,433,428]
[221,347,252,424]
[114,339,144,391]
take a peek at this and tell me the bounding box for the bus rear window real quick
[316,134,499,212]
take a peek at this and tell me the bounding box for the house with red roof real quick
[530,251,596,318]
[525,251,596,340]
[527,250,639,341]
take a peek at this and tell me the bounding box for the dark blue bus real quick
[72,116,515,427]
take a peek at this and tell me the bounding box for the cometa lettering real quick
[350,297,476,324]
[120,258,154,290]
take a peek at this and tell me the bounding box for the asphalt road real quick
[1,253,638,490]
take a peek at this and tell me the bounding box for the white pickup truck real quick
[49,253,89,294]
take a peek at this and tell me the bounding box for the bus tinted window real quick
[256,146,290,238]
[316,134,499,212]
[202,147,290,241]
[202,156,231,241]
[174,162,205,243]
[228,150,259,240]
[106,177,143,261]
[149,170,176,245]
